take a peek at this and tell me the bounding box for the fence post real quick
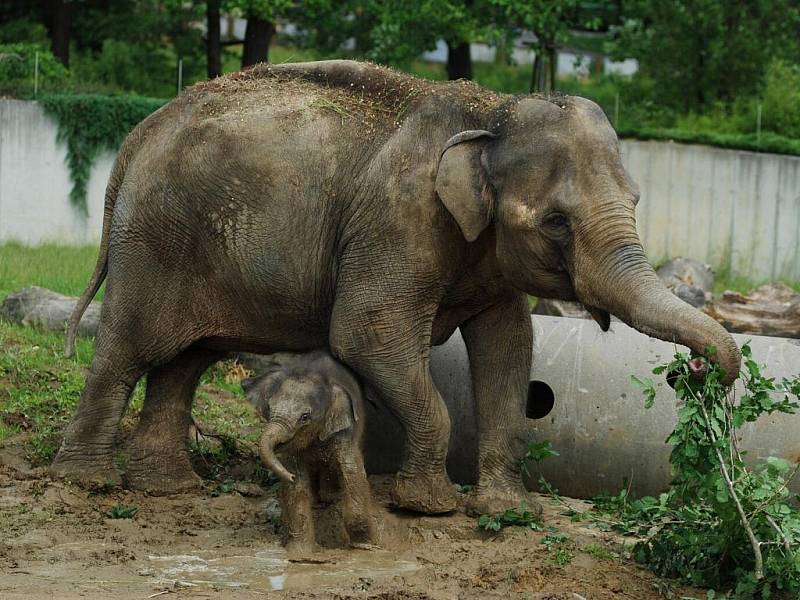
[756,103,762,146]
[614,92,620,127]
[34,51,39,97]
[177,58,183,95]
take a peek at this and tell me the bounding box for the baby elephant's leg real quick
[279,462,315,552]
[331,443,377,546]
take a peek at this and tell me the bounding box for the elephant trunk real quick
[259,422,295,484]
[579,242,741,386]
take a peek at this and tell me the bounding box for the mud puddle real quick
[146,548,419,591]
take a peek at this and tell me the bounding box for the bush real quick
[0,43,69,97]
[762,61,800,140]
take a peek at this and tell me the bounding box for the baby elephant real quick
[242,350,377,551]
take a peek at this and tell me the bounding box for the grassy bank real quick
[0,242,101,299]
[0,243,260,476]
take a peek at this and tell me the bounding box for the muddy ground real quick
[0,438,710,600]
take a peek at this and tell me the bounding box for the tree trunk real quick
[206,0,221,78]
[241,16,275,68]
[530,52,543,92]
[547,46,557,92]
[446,41,472,80]
[47,0,71,67]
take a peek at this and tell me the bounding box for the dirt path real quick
[0,446,706,600]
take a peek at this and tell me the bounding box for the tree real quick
[491,0,579,92]
[227,0,291,67]
[367,1,492,80]
[45,0,73,66]
[206,0,221,78]
[613,0,800,112]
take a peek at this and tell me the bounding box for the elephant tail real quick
[64,126,145,357]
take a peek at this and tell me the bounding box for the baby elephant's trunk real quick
[259,423,295,484]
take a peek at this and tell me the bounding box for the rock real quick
[656,257,715,292]
[232,481,265,497]
[705,283,800,338]
[0,286,100,337]
[656,257,714,308]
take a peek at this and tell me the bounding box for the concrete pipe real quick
[363,315,800,499]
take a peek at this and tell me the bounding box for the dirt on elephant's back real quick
[0,456,707,600]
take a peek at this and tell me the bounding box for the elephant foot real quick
[50,450,122,489]
[285,539,318,558]
[465,482,543,519]
[390,472,458,514]
[125,453,202,496]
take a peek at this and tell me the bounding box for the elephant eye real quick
[544,212,569,231]
[299,412,312,423]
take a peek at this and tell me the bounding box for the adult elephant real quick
[52,60,740,515]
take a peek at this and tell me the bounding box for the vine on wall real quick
[39,94,166,215]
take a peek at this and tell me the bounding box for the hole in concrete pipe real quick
[666,368,681,389]
[526,380,555,419]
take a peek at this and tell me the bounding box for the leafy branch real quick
[627,342,800,597]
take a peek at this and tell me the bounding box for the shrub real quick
[0,43,69,97]
[762,61,800,140]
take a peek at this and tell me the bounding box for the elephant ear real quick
[242,369,283,418]
[320,383,357,441]
[435,130,497,242]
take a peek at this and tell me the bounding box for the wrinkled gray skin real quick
[243,350,376,551]
[52,60,741,516]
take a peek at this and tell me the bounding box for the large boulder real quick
[656,257,715,309]
[0,287,100,337]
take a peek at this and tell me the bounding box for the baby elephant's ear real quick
[241,370,281,411]
[320,384,357,441]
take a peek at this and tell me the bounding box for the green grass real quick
[0,242,100,299]
[0,321,96,459]
[0,242,262,472]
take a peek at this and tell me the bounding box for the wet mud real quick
[0,444,707,599]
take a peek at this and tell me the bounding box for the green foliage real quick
[477,503,544,532]
[365,1,492,66]
[612,0,800,112]
[581,542,616,560]
[762,61,800,140]
[520,439,559,477]
[542,531,573,565]
[38,94,166,214]
[0,322,97,462]
[0,19,50,45]
[622,344,800,597]
[107,503,138,519]
[226,0,293,21]
[0,43,69,96]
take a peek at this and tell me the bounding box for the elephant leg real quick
[330,294,457,514]
[51,326,147,487]
[460,293,540,517]
[51,279,205,488]
[280,461,316,553]
[125,347,223,495]
[330,442,377,545]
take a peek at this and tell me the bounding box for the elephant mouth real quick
[583,304,611,331]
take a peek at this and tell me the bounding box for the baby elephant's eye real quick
[299,412,312,423]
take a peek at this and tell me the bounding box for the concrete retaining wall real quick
[1,99,799,281]
[0,100,114,245]
[622,139,800,282]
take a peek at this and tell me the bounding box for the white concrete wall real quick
[0,99,113,245]
[1,100,798,282]
[621,139,800,282]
